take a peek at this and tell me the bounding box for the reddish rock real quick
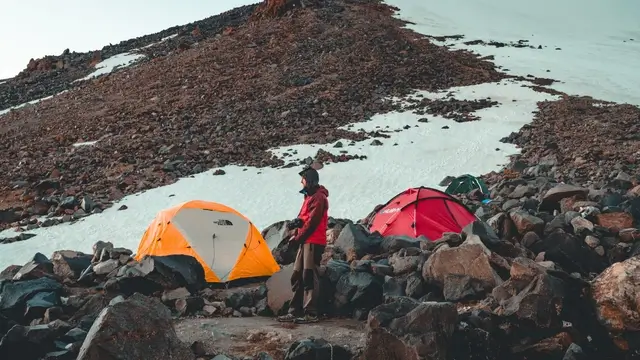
[509,210,545,235]
[592,256,640,351]
[595,212,634,232]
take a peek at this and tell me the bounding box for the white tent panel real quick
[171,208,250,280]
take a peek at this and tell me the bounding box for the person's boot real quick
[277,312,298,322]
[293,313,319,324]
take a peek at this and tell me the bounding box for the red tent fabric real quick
[368,187,477,241]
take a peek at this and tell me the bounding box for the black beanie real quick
[299,167,319,187]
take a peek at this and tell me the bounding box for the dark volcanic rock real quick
[334,271,383,316]
[0,320,72,360]
[284,337,351,360]
[363,300,458,360]
[0,277,63,322]
[76,293,193,360]
[334,223,383,261]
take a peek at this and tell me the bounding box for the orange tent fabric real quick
[135,200,280,283]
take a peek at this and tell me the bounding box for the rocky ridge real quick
[0,4,258,111]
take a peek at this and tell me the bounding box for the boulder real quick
[0,277,63,321]
[512,331,573,360]
[334,223,382,260]
[509,210,545,235]
[334,271,383,315]
[363,300,458,360]
[594,212,635,232]
[93,259,120,275]
[24,291,61,321]
[68,293,117,327]
[110,255,205,295]
[591,256,640,352]
[530,229,608,275]
[423,243,503,294]
[0,266,21,280]
[51,251,92,281]
[12,253,54,280]
[76,293,193,360]
[389,253,424,276]
[284,337,351,360]
[448,318,505,360]
[265,265,294,315]
[263,221,298,265]
[461,220,502,248]
[380,236,425,253]
[539,184,589,212]
[484,258,566,335]
[0,320,72,360]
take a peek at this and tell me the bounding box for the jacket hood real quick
[316,185,329,198]
[301,184,329,197]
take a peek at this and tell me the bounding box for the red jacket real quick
[294,185,329,245]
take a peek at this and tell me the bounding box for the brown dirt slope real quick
[0,0,503,220]
[496,96,640,187]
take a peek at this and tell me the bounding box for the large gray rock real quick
[284,337,351,360]
[509,210,545,235]
[539,184,588,212]
[108,255,206,295]
[363,300,458,360]
[484,257,565,330]
[263,221,298,265]
[0,320,72,360]
[12,253,53,281]
[76,293,193,360]
[422,243,503,295]
[265,265,294,316]
[0,277,62,321]
[51,250,92,280]
[334,271,383,315]
[334,223,382,260]
[380,236,425,253]
[530,229,607,275]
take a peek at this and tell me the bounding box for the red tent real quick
[367,187,477,241]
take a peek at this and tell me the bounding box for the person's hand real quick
[286,218,304,230]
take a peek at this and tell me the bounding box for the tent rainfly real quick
[135,200,280,284]
[445,174,490,196]
[367,187,477,241]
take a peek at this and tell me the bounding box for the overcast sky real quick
[0,0,254,79]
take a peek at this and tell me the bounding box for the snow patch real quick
[142,34,178,49]
[77,52,146,82]
[384,0,640,106]
[0,79,556,268]
[72,140,99,147]
[0,90,69,117]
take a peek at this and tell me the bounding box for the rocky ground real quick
[2,168,640,359]
[0,0,539,232]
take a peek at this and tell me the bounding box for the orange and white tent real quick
[135,200,280,283]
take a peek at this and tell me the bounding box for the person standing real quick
[277,166,329,324]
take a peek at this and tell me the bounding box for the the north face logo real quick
[214,219,233,226]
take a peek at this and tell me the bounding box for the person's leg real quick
[296,243,325,323]
[277,244,304,322]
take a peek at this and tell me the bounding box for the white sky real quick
[0,0,256,79]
